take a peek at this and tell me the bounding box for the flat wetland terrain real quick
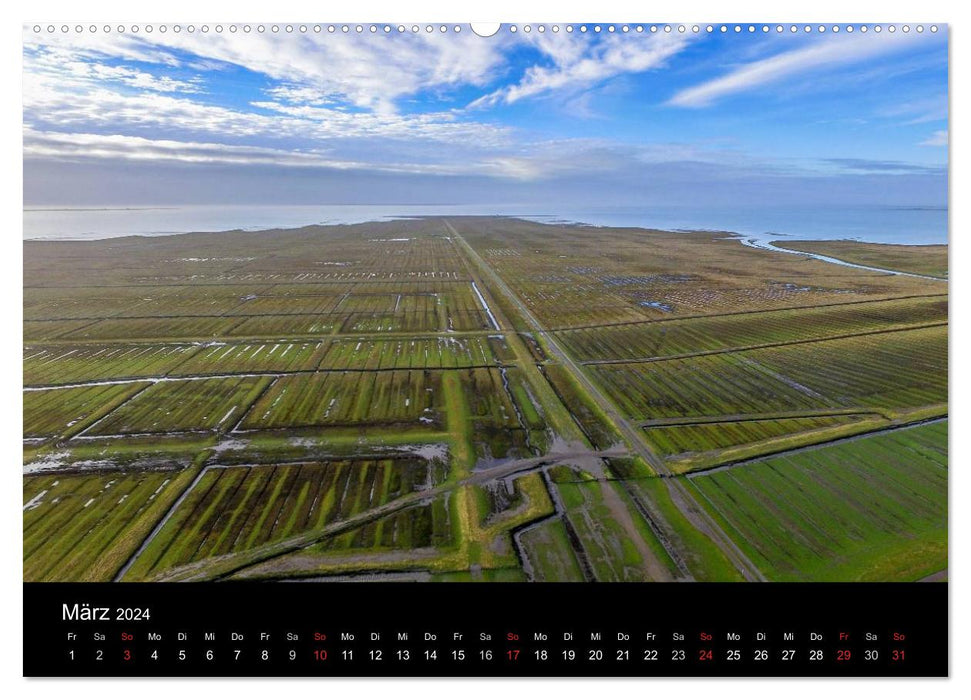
[775,239,948,279]
[23,217,948,582]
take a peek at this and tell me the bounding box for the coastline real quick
[22,205,949,246]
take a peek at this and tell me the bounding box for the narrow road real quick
[444,219,766,582]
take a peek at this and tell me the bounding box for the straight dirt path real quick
[444,219,766,582]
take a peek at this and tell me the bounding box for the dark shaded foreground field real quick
[24,217,947,582]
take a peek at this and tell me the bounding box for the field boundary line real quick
[579,321,948,366]
[64,381,156,442]
[639,409,887,427]
[23,364,512,392]
[113,456,212,581]
[23,278,475,290]
[25,328,502,348]
[683,415,948,479]
[548,293,948,333]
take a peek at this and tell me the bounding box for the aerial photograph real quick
[23,24,947,584]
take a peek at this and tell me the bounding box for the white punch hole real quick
[470,23,501,38]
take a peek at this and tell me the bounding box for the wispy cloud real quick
[878,94,948,125]
[921,130,948,147]
[669,32,935,108]
[19,127,607,181]
[25,30,507,114]
[22,127,507,176]
[24,70,513,147]
[23,125,790,184]
[23,128,356,167]
[25,44,202,93]
[823,157,944,174]
[472,32,690,107]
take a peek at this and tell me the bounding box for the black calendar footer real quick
[24,582,947,677]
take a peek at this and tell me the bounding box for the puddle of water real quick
[392,443,449,463]
[470,281,500,330]
[23,489,48,511]
[23,452,72,473]
[639,300,673,312]
[212,438,250,455]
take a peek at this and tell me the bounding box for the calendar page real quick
[22,21,948,678]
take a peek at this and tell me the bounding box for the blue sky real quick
[22,24,948,207]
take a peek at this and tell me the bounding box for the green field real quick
[556,296,946,362]
[240,370,445,431]
[644,414,873,457]
[24,383,150,438]
[23,470,191,581]
[688,421,947,581]
[123,458,444,580]
[24,217,947,582]
[517,518,587,582]
[172,341,324,375]
[553,477,680,582]
[88,376,271,435]
[25,344,200,386]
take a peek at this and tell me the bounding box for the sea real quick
[22,203,948,246]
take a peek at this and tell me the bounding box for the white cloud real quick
[877,95,948,125]
[22,28,518,165]
[25,44,202,94]
[921,130,948,147]
[23,68,512,146]
[20,28,695,180]
[22,26,945,191]
[25,29,508,113]
[21,30,520,180]
[92,64,201,92]
[472,32,690,107]
[248,100,510,144]
[24,126,763,183]
[669,31,934,108]
[21,127,492,176]
[22,28,183,66]
[24,128,350,167]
